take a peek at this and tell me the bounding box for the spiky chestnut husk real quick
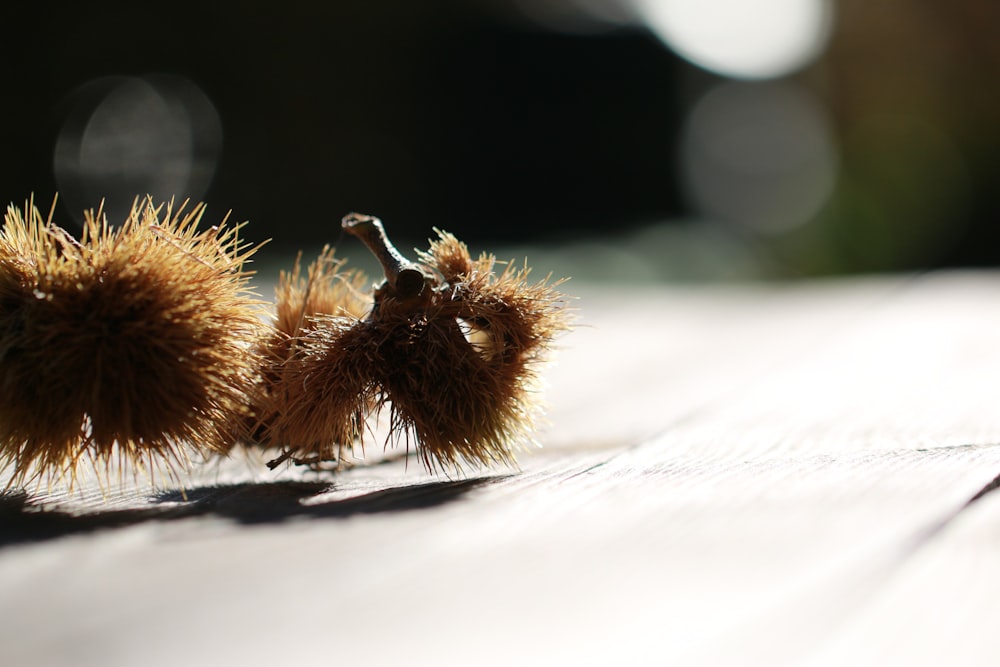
[242,245,370,451]
[261,213,571,473]
[0,197,266,486]
[272,246,370,335]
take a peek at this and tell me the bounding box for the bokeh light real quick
[632,0,833,79]
[53,75,222,224]
[680,82,838,234]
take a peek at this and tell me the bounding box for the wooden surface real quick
[3,271,1000,666]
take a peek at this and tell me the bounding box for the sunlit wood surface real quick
[3,271,1000,667]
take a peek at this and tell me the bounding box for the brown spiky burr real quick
[258,213,571,473]
[243,245,370,454]
[0,197,266,487]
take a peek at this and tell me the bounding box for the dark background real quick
[2,0,998,278]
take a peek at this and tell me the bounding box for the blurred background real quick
[2,0,998,281]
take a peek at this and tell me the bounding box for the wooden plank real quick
[810,490,1000,666]
[2,272,1000,666]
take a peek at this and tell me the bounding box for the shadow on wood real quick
[0,476,507,548]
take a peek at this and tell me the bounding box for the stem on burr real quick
[341,213,425,298]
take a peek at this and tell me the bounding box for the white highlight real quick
[632,0,833,79]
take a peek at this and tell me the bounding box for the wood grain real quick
[3,271,1000,666]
